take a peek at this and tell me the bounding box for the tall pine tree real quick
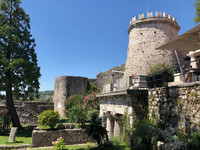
[0,0,41,128]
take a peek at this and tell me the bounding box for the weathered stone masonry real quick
[124,12,185,77]
[0,101,53,125]
[53,76,91,117]
[32,129,92,147]
[148,82,200,133]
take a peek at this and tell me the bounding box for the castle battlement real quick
[130,12,177,25]
[128,12,180,34]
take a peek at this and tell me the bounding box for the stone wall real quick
[0,101,54,125]
[24,102,54,114]
[32,129,92,147]
[96,64,125,92]
[17,107,39,125]
[148,82,200,133]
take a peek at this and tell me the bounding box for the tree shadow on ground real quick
[62,145,130,150]
[17,125,35,137]
[91,145,130,150]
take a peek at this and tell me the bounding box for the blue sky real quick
[21,0,196,91]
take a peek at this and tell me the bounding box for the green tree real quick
[0,0,41,128]
[194,0,200,23]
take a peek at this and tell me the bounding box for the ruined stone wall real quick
[96,64,125,92]
[125,12,185,77]
[0,101,54,125]
[148,82,200,133]
[32,129,92,147]
[23,102,54,114]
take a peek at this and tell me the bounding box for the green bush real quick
[121,109,132,146]
[68,104,87,126]
[38,110,60,129]
[65,92,99,127]
[0,114,11,135]
[131,119,162,150]
[110,136,124,146]
[187,132,200,150]
[86,113,108,146]
[86,81,99,95]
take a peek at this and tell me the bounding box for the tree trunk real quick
[5,70,22,129]
[6,87,22,129]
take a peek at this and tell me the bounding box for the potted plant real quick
[147,63,174,88]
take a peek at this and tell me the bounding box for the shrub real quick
[38,110,60,129]
[121,109,132,146]
[110,136,123,146]
[162,126,187,150]
[86,113,108,146]
[187,132,200,150]
[131,119,162,150]
[65,95,84,111]
[52,137,66,150]
[0,114,11,135]
[147,63,174,87]
[65,92,99,127]
[148,63,173,76]
[86,81,99,95]
[68,104,87,126]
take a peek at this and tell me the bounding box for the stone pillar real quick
[106,115,114,138]
[102,115,107,129]
[190,56,198,68]
[114,118,121,137]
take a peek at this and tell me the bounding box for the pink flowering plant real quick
[52,137,66,150]
[64,92,99,126]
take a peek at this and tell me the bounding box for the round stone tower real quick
[124,12,183,77]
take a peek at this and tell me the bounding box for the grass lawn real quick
[0,122,131,150]
[0,125,34,145]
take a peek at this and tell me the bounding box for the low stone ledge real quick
[0,144,31,150]
[32,129,92,147]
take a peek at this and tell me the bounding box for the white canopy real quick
[156,24,200,51]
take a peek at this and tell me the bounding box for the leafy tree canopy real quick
[0,0,40,128]
[194,0,200,23]
[0,0,41,100]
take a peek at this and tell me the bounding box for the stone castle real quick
[52,12,200,138]
[53,12,185,117]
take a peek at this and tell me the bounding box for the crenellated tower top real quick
[128,12,180,34]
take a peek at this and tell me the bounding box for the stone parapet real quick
[32,129,92,147]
